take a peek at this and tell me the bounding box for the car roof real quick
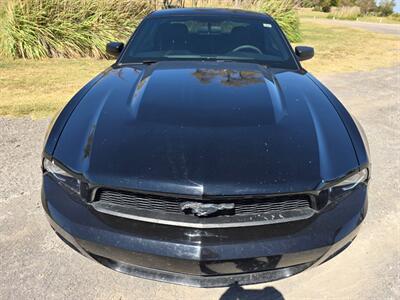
[148,8,272,20]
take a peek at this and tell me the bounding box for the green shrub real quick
[377,0,395,16]
[0,0,152,59]
[390,12,400,21]
[328,6,361,20]
[259,0,301,42]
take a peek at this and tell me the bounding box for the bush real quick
[315,0,336,12]
[259,0,301,42]
[377,0,395,16]
[390,12,400,21]
[0,0,152,59]
[356,0,376,14]
[328,6,361,20]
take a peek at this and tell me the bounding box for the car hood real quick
[53,61,358,196]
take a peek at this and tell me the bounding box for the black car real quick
[42,8,370,287]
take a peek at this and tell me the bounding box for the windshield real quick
[119,15,298,69]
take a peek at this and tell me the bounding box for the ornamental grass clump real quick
[259,0,301,42]
[328,6,361,20]
[0,0,152,59]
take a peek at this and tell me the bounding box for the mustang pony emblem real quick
[180,202,235,217]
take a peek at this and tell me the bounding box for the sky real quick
[376,0,399,12]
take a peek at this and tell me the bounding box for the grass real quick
[0,0,152,59]
[0,21,399,118]
[297,20,400,74]
[328,6,361,20]
[357,15,400,24]
[1,0,302,58]
[298,8,400,24]
[0,58,110,117]
[298,8,330,19]
[188,0,302,42]
[259,0,301,42]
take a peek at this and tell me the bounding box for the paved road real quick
[1,66,399,299]
[306,18,400,35]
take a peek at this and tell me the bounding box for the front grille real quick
[94,189,312,217]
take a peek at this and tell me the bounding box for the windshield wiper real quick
[118,60,158,66]
[141,60,158,65]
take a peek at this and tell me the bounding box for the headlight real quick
[43,158,80,194]
[332,168,368,191]
[316,168,369,208]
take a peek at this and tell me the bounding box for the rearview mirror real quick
[295,46,314,61]
[106,42,124,57]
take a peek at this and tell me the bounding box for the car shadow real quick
[219,283,284,300]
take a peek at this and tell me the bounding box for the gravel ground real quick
[0,66,399,300]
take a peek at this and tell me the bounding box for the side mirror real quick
[295,46,314,61]
[106,42,124,57]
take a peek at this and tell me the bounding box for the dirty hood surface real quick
[53,61,358,196]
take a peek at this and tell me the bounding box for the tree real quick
[356,0,377,14]
[378,0,395,16]
[299,0,315,7]
[337,0,357,6]
[313,0,338,12]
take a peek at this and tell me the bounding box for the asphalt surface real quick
[1,64,399,299]
[306,18,400,36]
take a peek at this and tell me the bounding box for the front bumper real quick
[42,175,367,287]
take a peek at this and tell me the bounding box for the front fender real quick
[43,69,109,157]
[306,73,370,170]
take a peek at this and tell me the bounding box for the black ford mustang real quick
[42,8,370,287]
